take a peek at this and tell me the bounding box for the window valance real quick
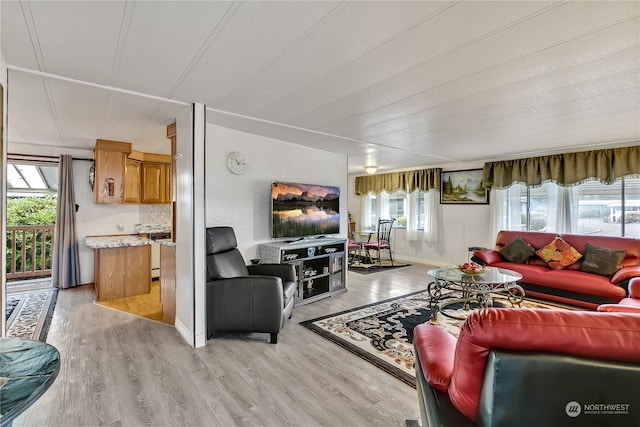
[355,168,441,195]
[482,145,640,189]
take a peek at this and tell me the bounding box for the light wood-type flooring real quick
[14,263,433,427]
[95,280,168,323]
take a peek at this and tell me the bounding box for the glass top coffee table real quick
[426,266,525,320]
[0,338,60,427]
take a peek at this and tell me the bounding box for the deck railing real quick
[6,225,55,280]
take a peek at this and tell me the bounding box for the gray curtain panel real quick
[52,155,81,288]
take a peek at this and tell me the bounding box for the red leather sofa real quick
[414,308,640,427]
[472,231,640,309]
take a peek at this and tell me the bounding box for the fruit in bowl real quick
[459,261,485,274]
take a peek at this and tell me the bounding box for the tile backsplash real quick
[139,204,172,225]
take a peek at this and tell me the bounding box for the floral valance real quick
[355,168,441,195]
[482,145,640,189]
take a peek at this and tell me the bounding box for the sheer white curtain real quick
[423,189,439,243]
[406,191,419,241]
[360,193,372,230]
[555,186,579,233]
[489,186,522,241]
[492,183,581,236]
[377,191,389,221]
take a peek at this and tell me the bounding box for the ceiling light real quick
[364,165,378,174]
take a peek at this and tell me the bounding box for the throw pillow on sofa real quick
[579,243,626,277]
[499,236,536,263]
[536,237,583,270]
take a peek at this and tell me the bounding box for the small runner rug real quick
[6,288,58,342]
[300,290,577,388]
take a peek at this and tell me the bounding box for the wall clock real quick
[226,151,248,175]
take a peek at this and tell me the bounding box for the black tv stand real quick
[258,238,347,306]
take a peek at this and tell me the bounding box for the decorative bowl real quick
[459,266,486,275]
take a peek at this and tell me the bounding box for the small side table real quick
[0,338,60,426]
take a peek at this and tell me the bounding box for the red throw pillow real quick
[535,237,583,270]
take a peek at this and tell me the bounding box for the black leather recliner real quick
[205,226,296,344]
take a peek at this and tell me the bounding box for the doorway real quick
[5,159,58,339]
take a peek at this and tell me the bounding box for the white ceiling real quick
[3,1,639,174]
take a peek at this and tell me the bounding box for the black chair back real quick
[205,227,249,280]
[376,218,395,245]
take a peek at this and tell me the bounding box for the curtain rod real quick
[8,153,94,162]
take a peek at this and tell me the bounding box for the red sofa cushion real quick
[535,237,583,270]
[448,308,640,421]
[561,233,640,269]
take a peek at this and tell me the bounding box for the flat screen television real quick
[271,181,340,239]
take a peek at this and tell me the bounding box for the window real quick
[366,191,427,229]
[7,161,58,197]
[388,192,407,227]
[498,176,639,237]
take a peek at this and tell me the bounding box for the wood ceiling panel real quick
[287,2,639,134]
[214,1,453,115]
[172,1,339,106]
[255,1,558,125]
[322,21,640,139]
[48,79,109,149]
[29,2,125,84]
[115,1,232,97]
[0,2,40,70]
[7,72,62,146]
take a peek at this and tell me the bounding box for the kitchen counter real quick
[86,236,151,300]
[134,223,172,234]
[156,238,176,247]
[86,235,152,249]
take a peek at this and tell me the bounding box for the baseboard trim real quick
[174,318,194,347]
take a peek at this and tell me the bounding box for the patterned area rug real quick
[300,290,577,387]
[6,288,58,342]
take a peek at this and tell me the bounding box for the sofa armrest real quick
[597,304,640,314]
[247,263,297,282]
[413,323,457,392]
[472,249,501,266]
[611,266,640,285]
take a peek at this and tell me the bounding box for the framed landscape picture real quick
[440,169,489,204]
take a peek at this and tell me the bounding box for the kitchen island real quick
[86,235,152,301]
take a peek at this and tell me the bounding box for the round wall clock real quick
[226,151,248,175]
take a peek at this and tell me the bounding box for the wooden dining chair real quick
[364,218,395,268]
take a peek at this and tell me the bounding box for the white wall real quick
[205,124,348,259]
[348,161,493,268]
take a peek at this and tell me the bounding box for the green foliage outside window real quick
[7,195,57,226]
[6,196,57,277]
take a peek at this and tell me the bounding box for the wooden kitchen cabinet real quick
[124,158,142,203]
[94,245,151,300]
[94,139,131,204]
[164,163,172,203]
[142,162,165,203]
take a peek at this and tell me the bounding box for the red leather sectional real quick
[414,308,640,426]
[473,230,640,309]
